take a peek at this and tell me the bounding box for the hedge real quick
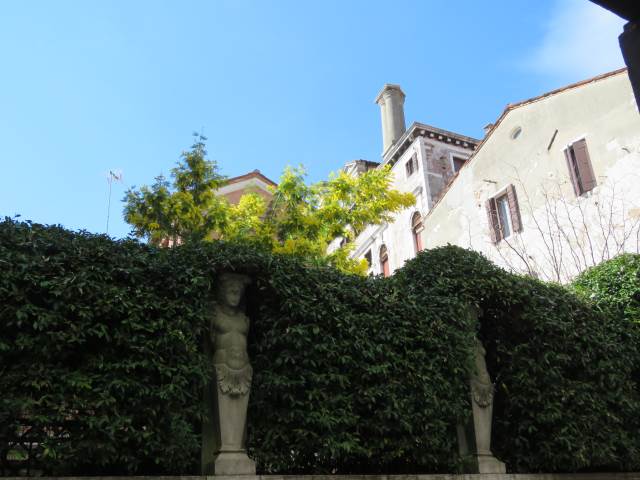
[395,248,640,472]
[1,218,638,475]
[572,253,640,323]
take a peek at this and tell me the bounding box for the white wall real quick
[422,71,640,282]
[349,136,472,276]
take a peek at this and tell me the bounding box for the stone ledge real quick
[3,474,639,480]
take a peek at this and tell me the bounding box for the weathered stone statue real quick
[457,335,506,474]
[202,273,256,475]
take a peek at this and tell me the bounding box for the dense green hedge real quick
[396,248,640,472]
[0,220,211,474]
[1,218,639,475]
[573,253,640,323]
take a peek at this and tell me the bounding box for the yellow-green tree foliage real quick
[124,136,414,274]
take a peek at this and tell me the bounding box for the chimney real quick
[375,84,406,155]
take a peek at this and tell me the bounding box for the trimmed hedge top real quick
[1,218,638,475]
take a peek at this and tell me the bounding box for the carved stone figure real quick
[201,273,256,475]
[457,333,506,474]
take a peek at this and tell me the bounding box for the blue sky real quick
[0,0,625,239]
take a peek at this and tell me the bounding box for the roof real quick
[424,67,629,220]
[483,67,628,139]
[224,169,277,187]
[590,0,640,21]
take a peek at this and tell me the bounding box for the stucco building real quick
[336,68,640,282]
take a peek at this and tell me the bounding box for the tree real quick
[123,137,415,274]
[124,134,227,245]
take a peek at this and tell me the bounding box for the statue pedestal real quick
[213,451,256,475]
[474,454,506,474]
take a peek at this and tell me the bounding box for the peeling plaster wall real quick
[422,71,640,282]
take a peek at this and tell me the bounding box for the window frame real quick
[449,152,469,173]
[486,184,522,244]
[495,193,513,239]
[405,154,417,178]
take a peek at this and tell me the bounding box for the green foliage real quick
[396,246,640,472]
[572,253,640,323]
[124,134,228,245]
[1,220,639,475]
[123,138,414,275]
[0,218,212,475]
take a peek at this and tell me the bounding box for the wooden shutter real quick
[380,245,390,277]
[572,139,596,193]
[564,148,580,196]
[485,198,500,243]
[506,184,522,232]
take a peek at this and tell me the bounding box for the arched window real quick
[379,244,390,277]
[411,212,424,253]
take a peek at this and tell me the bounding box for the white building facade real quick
[334,69,640,282]
[423,68,640,282]
[330,84,479,276]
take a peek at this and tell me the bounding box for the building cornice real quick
[382,122,480,166]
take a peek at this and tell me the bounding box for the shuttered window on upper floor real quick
[564,139,596,196]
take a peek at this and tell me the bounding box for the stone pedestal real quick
[457,336,506,474]
[476,453,507,474]
[212,451,256,475]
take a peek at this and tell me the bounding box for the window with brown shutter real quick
[506,184,522,233]
[380,245,390,277]
[411,212,424,253]
[564,139,596,196]
[485,184,522,243]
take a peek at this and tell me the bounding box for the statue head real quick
[217,273,251,308]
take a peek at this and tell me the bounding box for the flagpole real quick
[106,170,122,235]
[106,173,113,235]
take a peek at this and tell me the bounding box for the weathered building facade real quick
[328,84,479,276]
[338,69,640,282]
[424,68,640,282]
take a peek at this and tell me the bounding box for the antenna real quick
[106,170,123,235]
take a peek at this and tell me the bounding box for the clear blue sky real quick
[0,0,625,239]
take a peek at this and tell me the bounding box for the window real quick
[564,139,596,196]
[411,212,424,253]
[379,245,390,277]
[364,250,372,269]
[486,184,522,243]
[452,156,466,172]
[496,194,512,238]
[405,154,417,178]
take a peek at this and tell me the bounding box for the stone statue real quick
[202,273,256,475]
[457,332,506,473]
